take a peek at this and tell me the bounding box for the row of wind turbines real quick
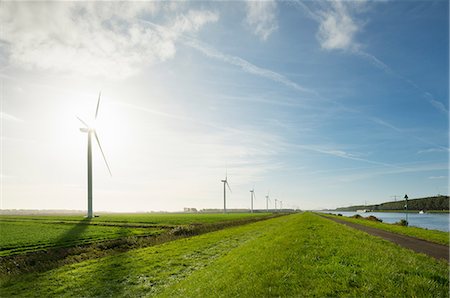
[221,173,285,214]
[78,93,286,218]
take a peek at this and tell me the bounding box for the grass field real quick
[0,213,271,227]
[1,212,448,297]
[320,213,450,246]
[0,220,162,256]
[0,213,273,257]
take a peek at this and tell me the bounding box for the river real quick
[321,211,449,232]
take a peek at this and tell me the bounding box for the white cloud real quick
[294,0,448,115]
[317,1,361,51]
[245,0,278,41]
[0,2,218,79]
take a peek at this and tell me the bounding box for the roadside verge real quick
[323,215,449,262]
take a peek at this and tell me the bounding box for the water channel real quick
[321,211,449,232]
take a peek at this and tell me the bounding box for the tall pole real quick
[280,200,282,211]
[87,131,93,218]
[266,195,268,212]
[404,194,408,226]
[250,190,254,213]
[223,181,226,214]
[275,199,277,211]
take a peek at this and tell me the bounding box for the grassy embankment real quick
[1,212,448,297]
[320,213,449,246]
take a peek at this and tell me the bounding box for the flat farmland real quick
[0,220,162,256]
[0,213,272,256]
[0,212,271,227]
[1,213,448,297]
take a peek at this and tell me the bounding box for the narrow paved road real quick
[325,216,449,262]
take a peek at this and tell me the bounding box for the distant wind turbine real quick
[221,172,231,213]
[77,92,112,218]
[250,187,256,213]
[265,192,270,213]
[280,200,283,211]
[275,198,278,211]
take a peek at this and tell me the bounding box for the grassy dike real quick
[320,213,449,246]
[1,213,448,297]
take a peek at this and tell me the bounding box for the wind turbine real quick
[249,187,256,213]
[275,198,278,211]
[265,192,270,213]
[280,200,283,211]
[77,92,112,218]
[221,173,231,213]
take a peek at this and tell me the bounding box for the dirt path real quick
[325,216,449,262]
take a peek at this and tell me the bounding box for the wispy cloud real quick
[295,144,401,168]
[184,38,315,95]
[293,0,448,115]
[0,112,23,122]
[112,100,286,187]
[370,116,449,151]
[428,176,447,180]
[418,148,450,154]
[245,0,278,41]
[336,162,448,182]
[0,2,218,79]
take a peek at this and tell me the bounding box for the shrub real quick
[395,219,408,226]
[366,215,382,222]
[351,214,363,219]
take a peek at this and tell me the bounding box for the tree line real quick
[335,195,449,211]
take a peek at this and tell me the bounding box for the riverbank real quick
[320,213,449,246]
[321,210,449,232]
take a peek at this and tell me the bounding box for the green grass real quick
[1,213,448,297]
[0,220,162,256]
[0,212,271,227]
[0,213,273,256]
[321,213,450,246]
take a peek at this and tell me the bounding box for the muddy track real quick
[325,216,449,262]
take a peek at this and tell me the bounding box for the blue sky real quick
[1,1,448,212]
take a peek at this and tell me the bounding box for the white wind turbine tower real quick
[249,187,256,213]
[265,192,270,213]
[221,173,231,213]
[275,199,278,211]
[77,92,112,218]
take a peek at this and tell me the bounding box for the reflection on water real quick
[322,211,449,232]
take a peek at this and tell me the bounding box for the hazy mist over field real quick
[1,1,448,212]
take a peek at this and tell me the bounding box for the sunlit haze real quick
[1,1,448,212]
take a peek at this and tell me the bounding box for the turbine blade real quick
[226,181,232,193]
[94,131,112,176]
[76,116,89,128]
[95,91,102,119]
